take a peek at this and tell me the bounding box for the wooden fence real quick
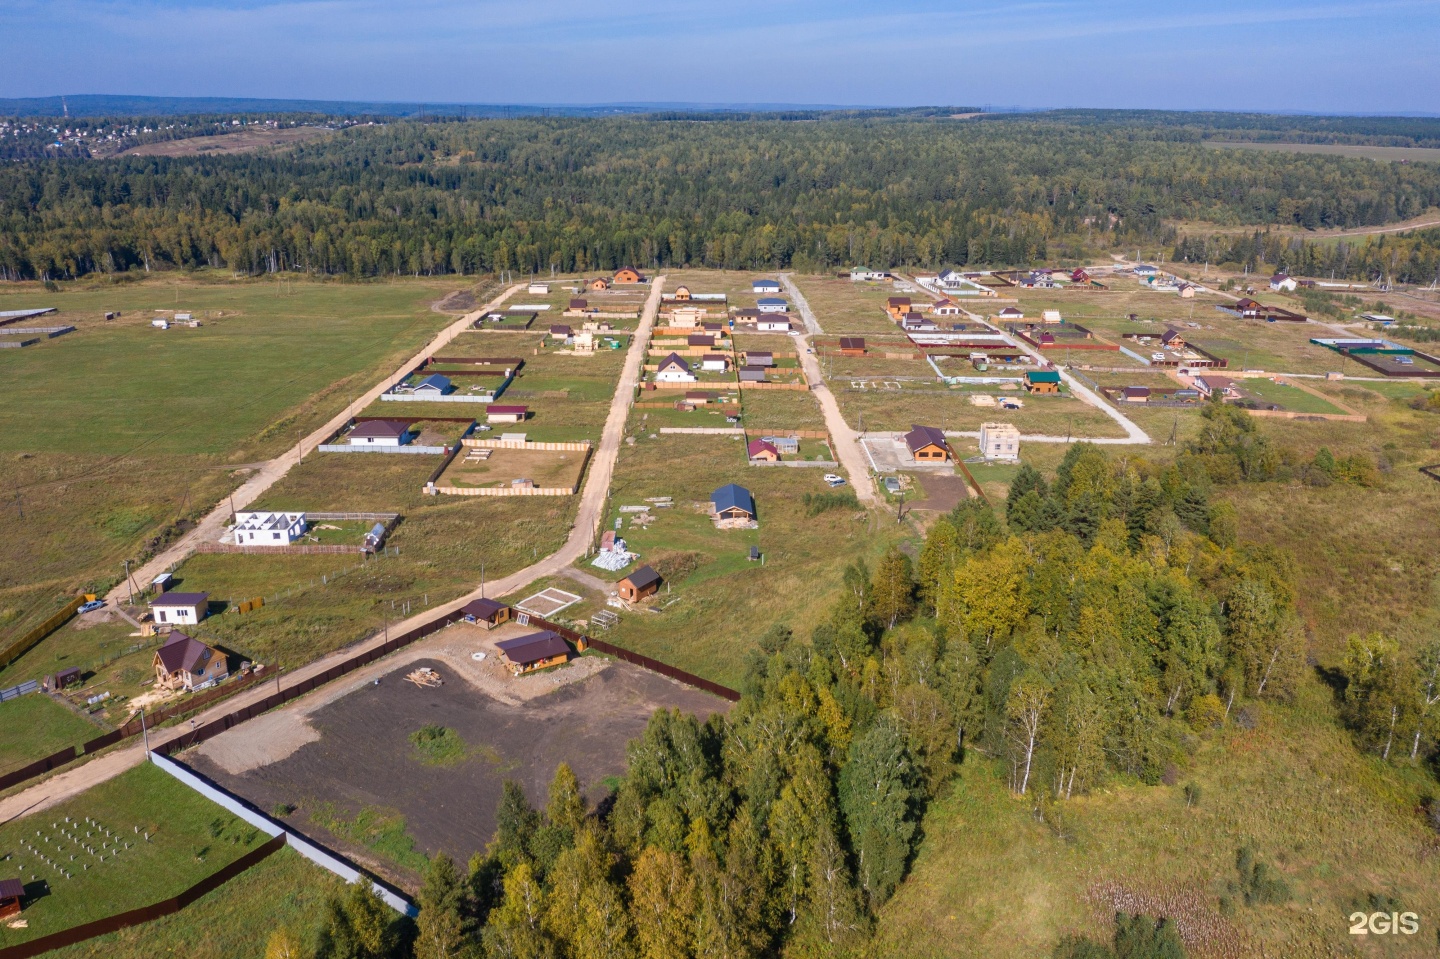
[0,834,287,959]
[462,438,593,452]
[0,597,83,670]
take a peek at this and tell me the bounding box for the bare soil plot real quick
[439,446,587,491]
[911,473,971,512]
[119,126,332,157]
[186,655,728,886]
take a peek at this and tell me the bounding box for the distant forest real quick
[2,112,1440,282]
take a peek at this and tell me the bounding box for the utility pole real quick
[140,708,149,756]
[124,559,133,605]
[480,561,485,598]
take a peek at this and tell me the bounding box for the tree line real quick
[1173,227,1440,285]
[3,114,1440,281]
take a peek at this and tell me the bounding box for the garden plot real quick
[437,446,588,492]
[514,587,582,618]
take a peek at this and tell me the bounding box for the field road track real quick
[104,284,525,604]
[2,280,666,827]
[781,275,879,505]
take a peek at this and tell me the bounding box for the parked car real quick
[78,600,105,614]
[1150,352,1166,361]
[823,473,845,487]
[883,476,902,494]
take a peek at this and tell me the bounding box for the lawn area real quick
[737,388,828,431]
[0,694,101,775]
[835,386,1128,438]
[587,434,904,687]
[0,762,270,946]
[791,274,913,335]
[871,684,1440,959]
[45,847,340,959]
[1236,379,1346,414]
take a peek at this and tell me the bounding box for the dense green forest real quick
[3,113,1440,281]
[1172,227,1440,285]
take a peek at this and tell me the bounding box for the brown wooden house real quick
[903,425,952,462]
[672,285,692,301]
[614,267,644,283]
[839,337,866,356]
[461,598,510,629]
[153,631,229,692]
[1024,370,1062,394]
[618,565,661,602]
[496,631,571,675]
[589,277,611,291]
[885,296,912,320]
[0,878,23,921]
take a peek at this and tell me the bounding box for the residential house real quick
[712,483,757,520]
[527,282,550,295]
[589,277,611,291]
[752,279,781,294]
[1133,264,1159,276]
[672,285,692,301]
[1178,283,1197,298]
[1196,374,1238,399]
[349,419,414,446]
[618,565,661,602]
[614,267,644,284]
[670,307,707,328]
[233,511,306,546]
[1071,268,1091,283]
[684,390,716,405]
[936,269,965,289]
[700,354,729,372]
[731,308,763,323]
[885,296,912,320]
[932,299,962,316]
[149,591,209,626]
[656,353,697,383]
[1269,273,1297,292]
[549,324,573,342]
[748,439,780,462]
[1121,386,1152,403]
[997,306,1024,321]
[902,313,938,331]
[0,878,23,921]
[978,422,1020,463]
[413,374,452,396]
[849,267,887,281]
[153,630,228,691]
[745,351,775,367]
[903,424,951,462]
[487,405,529,424]
[739,367,768,383]
[1160,328,1187,350]
[756,298,789,314]
[496,632,571,675]
[758,317,792,333]
[461,597,510,628]
[839,337,866,356]
[1024,370,1062,394]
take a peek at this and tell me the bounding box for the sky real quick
[3,0,1439,114]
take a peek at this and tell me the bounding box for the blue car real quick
[78,600,106,614]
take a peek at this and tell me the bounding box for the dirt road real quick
[106,284,524,603]
[2,280,665,827]
[780,275,879,505]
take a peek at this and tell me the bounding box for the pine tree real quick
[838,719,920,906]
[416,854,476,959]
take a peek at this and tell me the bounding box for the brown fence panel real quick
[572,634,740,702]
[0,597,84,670]
[82,729,125,754]
[0,746,80,792]
[0,834,285,959]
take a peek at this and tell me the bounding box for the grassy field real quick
[1235,379,1346,414]
[0,762,269,946]
[0,694,101,774]
[791,274,918,335]
[584,433,905,687]
[1203,140,1440,164]
[871,683,1440,959]
[836,386,1128,438]
[46,848,340,959]
[736,388,828,432]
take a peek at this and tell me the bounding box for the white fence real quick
[316,444,449,454]
[381,393,494,404]
[150,753,418,917]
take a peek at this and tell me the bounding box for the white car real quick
[1151,353,1166,362]
[823,474,846,487]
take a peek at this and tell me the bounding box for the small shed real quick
[684,390,716,406]
[461,597,510,629]
[589,278,611,291]
[839,337,866,356]
[151,572,174,594]
[569,298,590,311]
[712,483,756,521]
[618,565,661,602]
[549,325,573,340]
[744,351,775,367]
[700,354,729,372]
[0,878,24,921]
[487,405,529,424]
[496,631,571,674]
[739,367,768,383]
[149,591,209,626]
[1121,386,1152,403]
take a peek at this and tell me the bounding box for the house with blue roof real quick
[752,278,781,294]
[756,298,789,314]
[413,373,453,395]
[711,483,756,521]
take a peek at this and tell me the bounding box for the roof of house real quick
[487,405,528,415]
[569,298,588,309]
[155,631,217,675]
[350,419,412,440]
[1161,328,1185,343]
[151,591,209,608]
[0,878,24,900]
[415,374,452,391]
[622,565,661,590]
[712,483,756,515]
[1235,298,1259,309]
[757,298,788,307]
[702,322,723,331]
[462,598,507,620]
[752,279,779,288]
[839,337,865,350]
[748,439,779,459]
[658,352,691,372]
[887,296,912,307]
[550,325,573,335]
[999,307,1023,316]
[702,353,728,363]
[1026,370,1062,383]
[496,631,570,666]
[234,511,304,532]
[685,390,716,400]
[1198,374,1234,390]
[1270,273,1290,282]
[904,424,949,453]
[746,351,773,362]
[739,368,768,380]
[732,308,762,317]
[1123,386,1152,398]
[688,334,713,345]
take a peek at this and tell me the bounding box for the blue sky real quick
[3,0,1438,113]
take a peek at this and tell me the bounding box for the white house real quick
[233,511,307,546]
[752,279,781,294]
[656,353,697,383]
[849,268,887,282]
[700,354,729,372]
[997,307,1025,321]
[758,318,792,333]
[412,374,452,396]
[932,299,962,316]
[979,422,1020,463]
[1269,273,1297,292]
[527,282,550,295]
[1133,263,1159,276]
[756,298,789,314]
[349,420,414,446]
[149,591,209,627]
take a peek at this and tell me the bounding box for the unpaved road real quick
[106,284,524,603]
[2,279,665,827]
[780,274,879,505]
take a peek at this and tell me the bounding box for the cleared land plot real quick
[0,762,268,945]
[118,126,332,157]
[1234,379,1346,414]
[737,388,827,431]
[46,847,340,959]
[661,269,773,306]
[1203,140,1440,164]
[835,385,1127,438]
[630,405,740,430]
[439,446,587,490]
[0,693,101,776]
[592,434,898,686]
[186,656,727,886]
[791,275,915,335]
[1080,314,1345,375]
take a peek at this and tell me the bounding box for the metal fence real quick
[0,679,38,702]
